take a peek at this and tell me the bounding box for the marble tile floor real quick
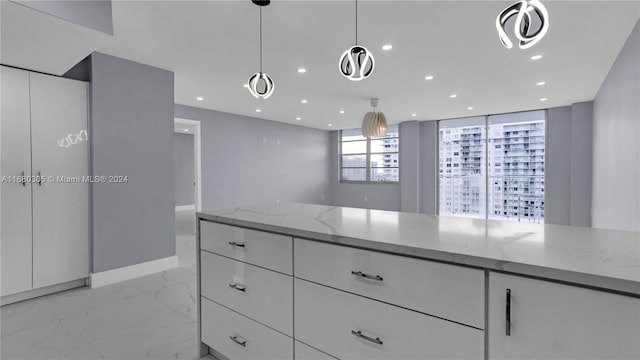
[1,210,209,360]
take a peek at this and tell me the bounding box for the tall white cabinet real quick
[1,66,90,300]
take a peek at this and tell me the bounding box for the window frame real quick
[436,110,546,223]
[339,127,400,184]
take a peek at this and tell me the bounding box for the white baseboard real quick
[175,204,195,211]
[90,255,178,288]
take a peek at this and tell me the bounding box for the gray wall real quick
[592,20,640,232]
[174,105,331,211]
[91,52,175,273]
[174,133,194,207]
[545,103,593,227]
[12,0,113,35]
[329,121,439,213]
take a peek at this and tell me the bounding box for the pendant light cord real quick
[355,0,358,45]
[259,6,263,73]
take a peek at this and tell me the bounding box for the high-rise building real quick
[439,114,545,223]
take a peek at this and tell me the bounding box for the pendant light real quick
[339,0,374,81]
[362,98,387,138]
[247,0,274,99]
[496,0,549,50]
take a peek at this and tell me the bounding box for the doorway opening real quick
[174,117,201,267]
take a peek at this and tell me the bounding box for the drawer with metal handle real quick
[294,278,484,360]
[200,250,293,336]
[201,297,293,360]
[200,221,292,274]
[294,238,485,328]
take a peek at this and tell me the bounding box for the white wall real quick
[592,20,640,232]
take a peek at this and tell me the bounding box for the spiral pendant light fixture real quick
[362,98,387,138]
[496,0,549,50]
[247,0,274,99]
[339,0,375,81]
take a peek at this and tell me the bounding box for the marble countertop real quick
[197,203,640,296]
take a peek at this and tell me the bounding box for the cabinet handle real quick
[228,283,246,292]
[229,335,247,347]
[228,241,245,248]
[351,330,383,345]
[37,171,42,186]
[506,288,511,336]
[351,270,383,282]
[20,171,26,186]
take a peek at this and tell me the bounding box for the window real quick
[340,125,399,182]
[438,110,545,223]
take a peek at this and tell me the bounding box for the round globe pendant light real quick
[496,0,549,50]
[362,98,387,138]
[339,0,375,81]
[247,0,274,99]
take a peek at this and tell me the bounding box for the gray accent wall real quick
[12,0,113,35]
[419,121,439,215]
[90,52,175,273]
[592,20,640,232]
[174,133,194,207]
[174,105,330,211]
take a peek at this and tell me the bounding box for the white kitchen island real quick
[196,203,640,360]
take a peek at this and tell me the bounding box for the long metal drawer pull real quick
[351,330,383,345]
[351,270,383,282]
[228,283,246,292]
[506,288,512,336]
[20,171,26,186]
[228,241,245,248]
[229,335,247,347]
[37,171,42,186]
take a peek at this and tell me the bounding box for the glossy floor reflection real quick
[1,210,202,360]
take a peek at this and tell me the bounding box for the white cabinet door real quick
[489,272,640,359]
[30,73,89,288]
[1,66,33,296]
[295,341,337,360]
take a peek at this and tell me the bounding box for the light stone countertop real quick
[197,203,640,296]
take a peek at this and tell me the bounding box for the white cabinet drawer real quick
[294,239,484,328]
[295,341,337,360]
[489,272,640,359]
[200,250,293,336]
[201,297,293,360]
[200,221,292,274]
[295,279,483,360]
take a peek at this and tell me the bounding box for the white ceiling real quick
[5,1,639,130]
[0,1,111,75]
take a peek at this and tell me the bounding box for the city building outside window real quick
[438,111,545,223]
[340,125,399,182]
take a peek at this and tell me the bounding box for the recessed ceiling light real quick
[196,97,204,101]
[411,113,417,117]
[382,44,393,51]
[339,110,345,114]
[540,98,548,102]
[531,54,543,60]
[467,106,474,110]
[184,129,189,132]
[256,109,262,112]
[296,117,301,121]
[243,83,248,88]
[537,81,546,86]
[297,68,307,73]
[328,124,333,127]
[301,99,308,103]
[450,94,457,98]
[425,75,434,80]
